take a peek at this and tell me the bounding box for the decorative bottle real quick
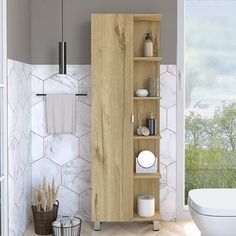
[144,32,153,57]
[147,113,157,135]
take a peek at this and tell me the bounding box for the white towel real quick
[46,94,76,134]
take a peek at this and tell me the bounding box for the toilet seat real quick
[188,189,236,217]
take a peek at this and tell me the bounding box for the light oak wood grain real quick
[134,179,160,215]
[91,14,134,222]
[92,13,161,224]
[134,21,160,57]
[134,14,162,22]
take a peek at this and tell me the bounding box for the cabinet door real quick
[92,14,133,222]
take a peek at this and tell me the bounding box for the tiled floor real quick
[23,221,200,236]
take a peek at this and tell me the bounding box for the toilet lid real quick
[188,189,236,217]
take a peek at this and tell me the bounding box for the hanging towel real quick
[46,94,76,134]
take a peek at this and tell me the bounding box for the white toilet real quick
[189,189,236,236]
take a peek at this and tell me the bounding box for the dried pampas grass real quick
[33,177,59,212]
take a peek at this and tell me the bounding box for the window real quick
[177,0,236,219]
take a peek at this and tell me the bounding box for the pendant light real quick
[59,0,67,74]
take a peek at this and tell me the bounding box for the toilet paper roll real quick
[138,195,155,217]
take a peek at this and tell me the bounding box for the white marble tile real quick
[62,157,91,194]
[44,74,78,94]
[8,69,19,111]
[8,175,15,216]
[160,129,176,166]
[160,65,167,75]
[14,104,24,142]
[75,101,91,137]
[167,162,176,189]
[8,59,14,77]
[44,134,78,165]
[78,75,91,87]
[24,161,32,201]
[14,169,24,207]
[23,102,31,137]
[79,133,91,162]
[8,105,14,144]
[8,60,32,236]
[23,63,31,79]
[8,138,19,179]
[160,72,176,109]
[167,65,177,76]
[160,163,167,189]
[32,158,61,188]
[31,75,43,106]
[160,186,176,221]
[67,65,91,80]
[32,132,43,162]
[57,186,80,216]
[167,105,176,132]
[9,203,19,236]
[80,189,91,219]
[19,71,29,108]
[78,87,91,106]
[19,134,28,171]
[160,106,167,131]
[32,101,47,137]
[13,60,24,78]
[31,64,58,80]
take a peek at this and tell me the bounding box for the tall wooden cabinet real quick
[92,14,162,231]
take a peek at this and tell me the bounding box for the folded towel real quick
[46,94,76,134]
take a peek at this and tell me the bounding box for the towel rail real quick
[36,93,87,96]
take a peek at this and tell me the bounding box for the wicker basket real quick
[32,200,59,235]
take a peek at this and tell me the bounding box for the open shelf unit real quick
[132,14,162,222]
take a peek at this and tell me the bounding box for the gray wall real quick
[7,0,31,63]
[31,0,177,65]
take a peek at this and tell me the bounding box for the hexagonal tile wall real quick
[57,186,80,216]
[62,157,91,194]
[80,189,91,219]
[32,157,62,188]
[7,60,32,236]
[75,101,91,137]
[44,74,78,94]
[79,132,91,162]
[29,64,177,221]
[44,134,78,165]
[31,132,43,162]
[160,129,176,166]
[32,101,47,137]
[160,71,176,109]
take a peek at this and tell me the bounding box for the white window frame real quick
[176,0,191,220]
[0,0,8,234]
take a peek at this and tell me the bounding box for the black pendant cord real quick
[62,0,64,42]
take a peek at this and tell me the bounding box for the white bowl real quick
[136,89,149,97]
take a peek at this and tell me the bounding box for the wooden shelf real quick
[134,14,162,22]
[133,96,161,100]
[134,57,162,62]
[133,211,161,221]
[134,173,161,179]
[134,135,161,140]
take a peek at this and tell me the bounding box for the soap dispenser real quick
[144,32,153,57]
[147,112,157,135]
